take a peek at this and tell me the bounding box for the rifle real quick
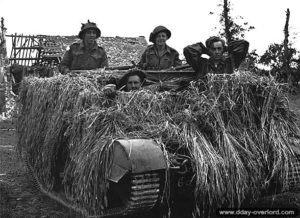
[173,64,192,71]
[105,61,137,71]
[107,63,192,71]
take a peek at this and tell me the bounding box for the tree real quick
[259,9,300,85]
[0,17,7,113]
[0,17,7,58]
[245,49,260,73]
[210,0,258,72]
[210,0,255,44]
[283,9,292,85]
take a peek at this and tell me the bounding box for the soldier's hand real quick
[222,52,229,59]
[169,67,176,71]
[199,42,209,55]
[102,84,117,98]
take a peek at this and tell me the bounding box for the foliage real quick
[245,49,260,73]
[259,42,300,83]
[258,9,300,85]
[210,0,255,43]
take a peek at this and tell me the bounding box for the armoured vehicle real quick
[13,34,300,218]
[22,68,197,218]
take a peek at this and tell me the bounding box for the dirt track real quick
[1,92,300,218]
[0,126,81,218]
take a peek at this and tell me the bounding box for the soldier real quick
[102,69,146,97]
[118,69,146,91]
[59,20,108,74]
[9,63,24,95]
[138,26,182,70]
[183,36,249,80]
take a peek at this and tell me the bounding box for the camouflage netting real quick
[17,70,300,216]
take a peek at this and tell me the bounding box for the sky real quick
[0,0,299,57]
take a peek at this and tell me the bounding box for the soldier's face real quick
[155,32,167,46]
[127,75,142,91]
[84,29,97,44]
[209,41,224,60]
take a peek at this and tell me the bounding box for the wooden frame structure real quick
[7,34,65,67]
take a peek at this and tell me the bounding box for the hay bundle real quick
[17,70,300,216]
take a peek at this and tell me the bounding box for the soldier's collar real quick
[79,40,98,50]
[165,44,171,53]
[208,58,226,68]
[153,44,171,54]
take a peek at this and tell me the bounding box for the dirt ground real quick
[1,90,300,218]
[0,124,81,218]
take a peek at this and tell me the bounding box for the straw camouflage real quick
[17,70,300,217]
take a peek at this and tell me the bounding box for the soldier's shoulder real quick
[146,44,155,49]
[69,41,81,49]
[96,45,107,52]
[142,44,154,50]
[97,45,106,50]
[142,45,155,53]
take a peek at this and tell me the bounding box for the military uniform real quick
[59,41,108,73]
[59,20,108,74]
[138,44,182,70]
[183,40,249,79]
[138,25,182,71]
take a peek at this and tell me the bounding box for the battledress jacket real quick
[183,40,249,79]
[59,41,108,74]
[138,44,182,70]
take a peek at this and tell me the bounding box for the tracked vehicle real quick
[21,68,199,218]
[14,34,300,218]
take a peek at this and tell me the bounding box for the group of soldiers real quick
[59,20,250,92]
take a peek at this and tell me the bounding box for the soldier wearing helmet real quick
[183,36,249,80]
[138,25,182,70]
[102,69,146,98]
[59,20,108,74]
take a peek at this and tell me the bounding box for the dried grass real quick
[17,70,300,216]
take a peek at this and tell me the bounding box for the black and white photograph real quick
[0,0,300,217]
